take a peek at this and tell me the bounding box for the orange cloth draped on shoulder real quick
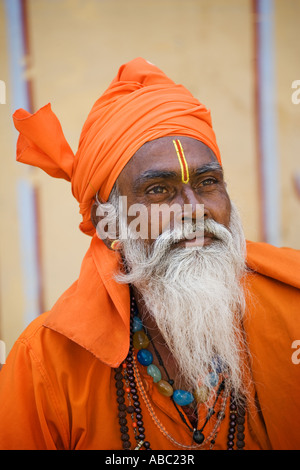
[1,58,299,450]
[13,57,221,236]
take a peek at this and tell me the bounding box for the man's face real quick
[116,136,231,247]
[115,138,247,396]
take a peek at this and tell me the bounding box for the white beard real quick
[115,203,249,400]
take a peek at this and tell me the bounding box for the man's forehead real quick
[135,135,216,157]
[121,136,219,177]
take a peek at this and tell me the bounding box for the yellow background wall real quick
[0,0,299,353]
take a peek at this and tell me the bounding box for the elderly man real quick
[0,58,299,451]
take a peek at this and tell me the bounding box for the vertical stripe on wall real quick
[253,0,281,246]
[16,180,42,325]
[5,0,43,325]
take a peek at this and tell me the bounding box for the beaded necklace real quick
[114,291,246,450]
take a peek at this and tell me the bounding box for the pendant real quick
[193,430,205,444]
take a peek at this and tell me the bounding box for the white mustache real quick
[126,219,233,278]
[151,218,231,248]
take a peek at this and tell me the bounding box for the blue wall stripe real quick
[4,0,30,111]
[16,180,41,325]
[5,0,41,325]
[257,0,281,246]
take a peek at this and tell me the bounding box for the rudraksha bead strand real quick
[227,391,246,450]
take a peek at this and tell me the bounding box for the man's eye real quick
[201,177,217,186]
[147,186,167,194]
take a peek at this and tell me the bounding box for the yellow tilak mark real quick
[172,139,190,184]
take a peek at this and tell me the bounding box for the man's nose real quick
[177,187,207,222]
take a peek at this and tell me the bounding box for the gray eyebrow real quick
[133,162,223,190]
[133,170,177,190]
[193,162,223,176]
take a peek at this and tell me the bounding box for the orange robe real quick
[0,238,299,450]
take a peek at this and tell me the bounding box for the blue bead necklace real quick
[131,292,229,445]
[132,303,195,406]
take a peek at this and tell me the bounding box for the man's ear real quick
[91,201,120,251]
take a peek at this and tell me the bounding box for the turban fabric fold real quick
[13,57,221,236]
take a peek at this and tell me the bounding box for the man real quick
[0,58,299,450]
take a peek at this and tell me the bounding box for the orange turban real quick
[13,57,221,236]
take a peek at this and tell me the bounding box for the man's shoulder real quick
[246,240,300,258]
[16,311,51,343]
[12,312,79,360]
[11,312,111,374]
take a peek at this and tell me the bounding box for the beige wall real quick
[0,0,299,353]
[274,0,300,246]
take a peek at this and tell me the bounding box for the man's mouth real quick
[172,232,217,248]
